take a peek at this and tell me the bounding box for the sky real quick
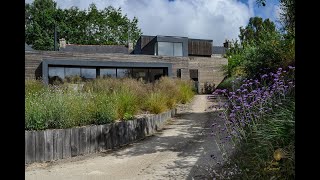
[25,0,281,45]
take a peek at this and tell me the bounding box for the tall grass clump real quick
[176,79,195,104]
[144,92,168,114]
[25,79,46,95]
[153,77,180,109]
[26,77,195,130]
[114,87,139,120]
[211,66,295,179]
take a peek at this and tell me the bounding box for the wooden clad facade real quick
[188,39,213,56]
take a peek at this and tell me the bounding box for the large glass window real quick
[132,68,149,81]
[100,68,116,78]
[65,67,81,77]
[156,42,183,57]
[157,42,174,56]
[81,68,96,79]
[173,43,183,56]
[149,68,164,82]
[49,67,65,79]
[48,67,65,84]
[117,68,132,78]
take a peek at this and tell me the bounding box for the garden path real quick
[25,95,228,180]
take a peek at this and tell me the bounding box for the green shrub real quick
[216,76,243,91]
[226,99,295,179]
[177,80,195,104]
[91,93,117,124]
[145,92,168,114]
[25,89,67,130]
[114,88,139,120]
[25,79,46,95]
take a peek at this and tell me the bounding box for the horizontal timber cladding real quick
[188,39,213,56]
[25,109,176,164]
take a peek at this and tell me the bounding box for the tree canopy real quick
[25,0,142,50]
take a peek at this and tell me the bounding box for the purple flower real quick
[261,74,268,78]
[229,113,236,118]
[288,66,295,69]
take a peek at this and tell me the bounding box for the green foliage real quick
[25,79,46,95]
[25,77,195,130]
[178,81,195,104]
[225,16,294,78]
[239,17,277,47]
[144,92,168,114]
[25,0,142,50]
[226,99,295,179]
[91,93,117,124]
[114,88,139,120]
[216,76,243,91]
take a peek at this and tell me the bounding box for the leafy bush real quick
[91,93,117,124]
[212,66,295,179]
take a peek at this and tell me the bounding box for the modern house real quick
[25,35,228,93]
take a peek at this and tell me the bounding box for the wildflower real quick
[261,74,268,78]
[288,66,295,70]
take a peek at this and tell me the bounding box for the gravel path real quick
[25,95,228,180]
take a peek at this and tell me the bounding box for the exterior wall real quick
[188,39,213,56]
[25,51,227,93]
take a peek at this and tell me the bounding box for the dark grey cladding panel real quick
[60,45,128,54]
[212,46,227,55]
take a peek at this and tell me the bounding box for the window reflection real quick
[48,67,65,84]
[100,68,116,78]
[157,42,183,57]
[117,68,132,78]
[149,68,164,82]
[81,68,96,79]
[157,42,173,56]
[132,68,149,81]
[65,67,81,77]
[173,43,183,56]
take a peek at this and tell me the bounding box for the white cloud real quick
[26,0,255,45]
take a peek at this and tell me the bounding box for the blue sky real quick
[26,0,282,45]
[239,0,280,22]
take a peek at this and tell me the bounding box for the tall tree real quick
[25,0,58,50]
[25,0,142,50]
[239,17,277,46]
[256,0,295,35]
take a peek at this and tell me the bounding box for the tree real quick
[256,0,295,35]
[239,17,277,46]
[225,16,294,78]
[25,0,142,50]
[25,0,58,50]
